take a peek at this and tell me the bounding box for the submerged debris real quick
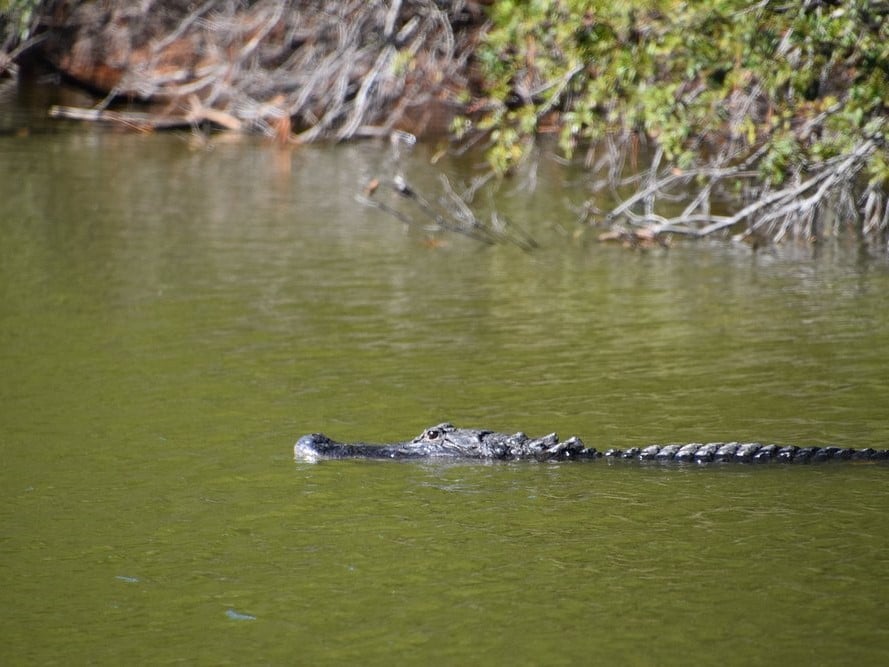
[357,131,538,250]
[225,609,257,621]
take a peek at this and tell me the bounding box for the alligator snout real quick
[294,433,333,462]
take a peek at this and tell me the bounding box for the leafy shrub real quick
[467,0,888,241]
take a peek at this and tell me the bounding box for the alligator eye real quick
[425,429,440,440]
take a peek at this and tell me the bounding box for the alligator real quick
[294,422,889,464]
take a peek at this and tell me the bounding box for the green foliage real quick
[1,0,41,42]
[473,0,889,182]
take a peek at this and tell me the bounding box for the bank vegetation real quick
[2,0,887,250]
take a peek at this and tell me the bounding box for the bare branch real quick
[41,1,480,141]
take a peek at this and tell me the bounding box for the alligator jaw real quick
[293,433,417,462]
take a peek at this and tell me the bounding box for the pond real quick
[2,79,889,665]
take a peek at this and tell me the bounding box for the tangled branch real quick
[590,126,886,248]
[41,1,485,141]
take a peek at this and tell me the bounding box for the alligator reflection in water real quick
[294,423,889,464]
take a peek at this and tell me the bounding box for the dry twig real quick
[38,1,482,141]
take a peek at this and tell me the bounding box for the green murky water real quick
[2,84,889,665]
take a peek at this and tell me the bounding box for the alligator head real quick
[294,422,594,462]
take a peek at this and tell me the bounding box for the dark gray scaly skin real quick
[294,422,889,463]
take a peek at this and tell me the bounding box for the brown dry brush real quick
[35,0,486,140]
[11,0,532,248]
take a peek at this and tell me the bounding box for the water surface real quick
[2,94,888,664]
